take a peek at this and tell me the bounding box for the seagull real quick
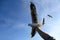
[28,2,45,38]
[47,15,53,18]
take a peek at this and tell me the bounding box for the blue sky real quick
[0,0,60,40]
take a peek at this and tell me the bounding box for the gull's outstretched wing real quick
[30,2,38,23]
[31,27,36,38]
[30,2,38,38]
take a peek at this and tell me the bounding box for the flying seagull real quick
[28,2,45,38]
[47,15,53,18]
